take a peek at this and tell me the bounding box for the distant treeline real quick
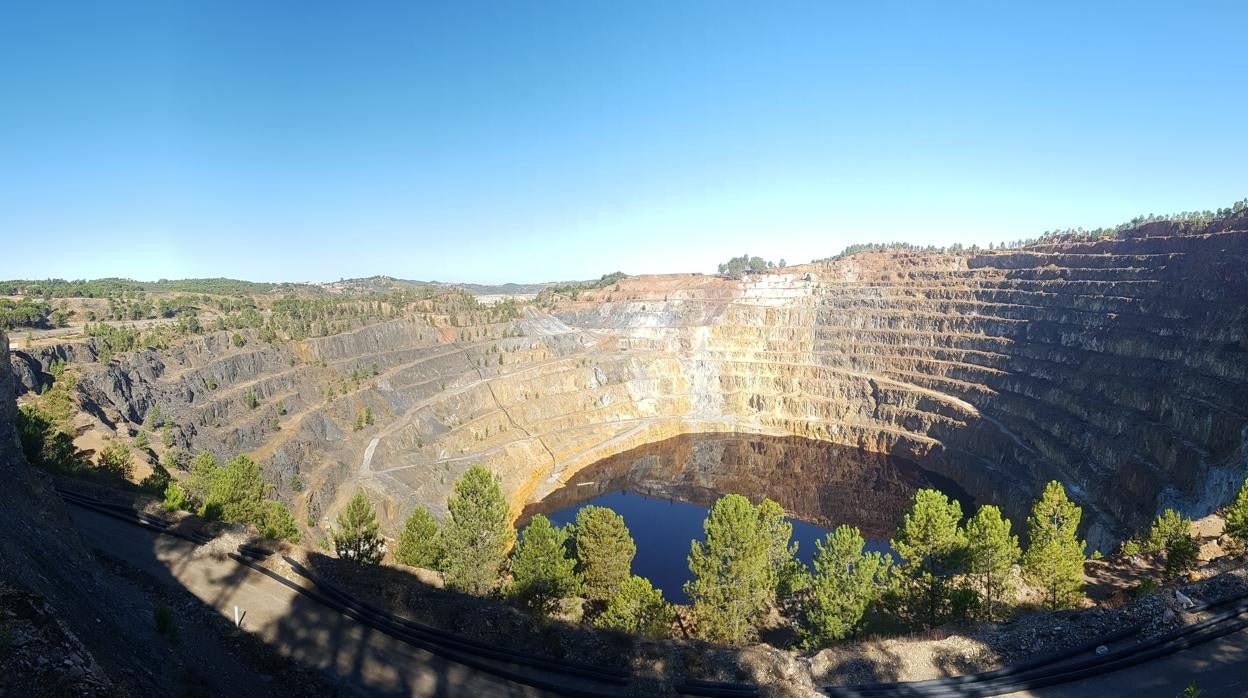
[537,272,628,303]
[0,277,302,298]
[818,197,1248,263]
[0,298,57,330]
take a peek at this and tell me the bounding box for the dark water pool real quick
[522,433,973,604]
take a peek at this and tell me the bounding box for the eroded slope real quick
[16,225,1248,548]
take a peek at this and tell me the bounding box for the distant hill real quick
[323,275,578,296]
[0,277,317,297]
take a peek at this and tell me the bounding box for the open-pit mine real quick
[12,218,1247,559]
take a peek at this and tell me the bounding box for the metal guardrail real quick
[58,486,1248,697]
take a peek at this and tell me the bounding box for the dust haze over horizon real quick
[2,2,1246,285]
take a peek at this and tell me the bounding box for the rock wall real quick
[23,225,1248,549]
[0,331,23,468]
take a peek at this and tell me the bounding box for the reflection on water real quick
[522,433,974,604]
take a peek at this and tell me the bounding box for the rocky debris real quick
[0,583,112,696]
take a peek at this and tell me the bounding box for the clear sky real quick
[2,2,1245,284]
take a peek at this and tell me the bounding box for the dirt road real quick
[67,505,544,697]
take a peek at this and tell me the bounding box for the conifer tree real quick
[394,505,441,569]
[573,505,636,601]
[97,440,134,480]
[1145,508,1192,554]
[1147,508,1198,580]
[1225,478,1248,549]
[140,458,171,494]
[186,451,218,505]
[596,575,674,638]
[509,514,581,616]
[162,482,187,512]
[333,490,385,564]
[685,494,771,645]
[201,454,267,524]
[964,505,1021,620]
[757,498,804,597]
[891,488,965,628]
[1022,481,1087,609]
[440,465,515,594]
[261,500,301,543]
[1164,532,1199,581]
[802,524,890,647]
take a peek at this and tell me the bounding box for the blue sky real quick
[2,2,1245,284]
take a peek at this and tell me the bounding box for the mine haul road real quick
[66,502,1248,697]
[66,505,551,697]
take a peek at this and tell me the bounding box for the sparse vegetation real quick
[440,466,514,594]
[393,505,441,568]
[963,504,1021,621]
[153,603,178,642]
[890,488,965,628]
[716,254,775,279]
[1146,509,1198,581]
[162,482,187,512]
[1022,481,1087,610]
[184,452,300,542]
[685,494,773,645]
[801,524,890,647]
[1223,477,1248,550]
[332,490,385,564]
[97,440,134,480]
[509,514,581,616]
[595,575,673,638]
[572,505,636,601]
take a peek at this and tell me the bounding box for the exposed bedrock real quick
[22,227,1248,549]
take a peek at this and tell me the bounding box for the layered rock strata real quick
[15,225,1248,548]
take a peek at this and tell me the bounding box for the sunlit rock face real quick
[40,224,1248,549]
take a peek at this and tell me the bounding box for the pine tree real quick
[891,488,965,628]
[802,525,890,647]
[685,494,771,645]
[97,440,134,480]
[1164,533,1199,581]
[1146,508,1198,580]
[509,514,581,616]
[1022,481,1087,610]
[964,505,1021,620]
[1225,478,1248,549]
[573,505,636,601]
[201,455,268,524]
[261,500,301,543]
[1145,508,1191,554]
[595,575,674,638]
[162,482,187,512]
[332,490,385,564]
[757,498,803,598]
[185,451,218,506]
[140,458,171,494]
[440,465,515,594]
[394,505,441,569]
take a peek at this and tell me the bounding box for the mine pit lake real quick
[522,433,974,604]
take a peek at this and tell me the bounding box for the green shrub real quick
[153,604,177,642]
[595,575,673,638]
[162,483,187,512]
[260,500,301,543]
[97,440,134,480]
